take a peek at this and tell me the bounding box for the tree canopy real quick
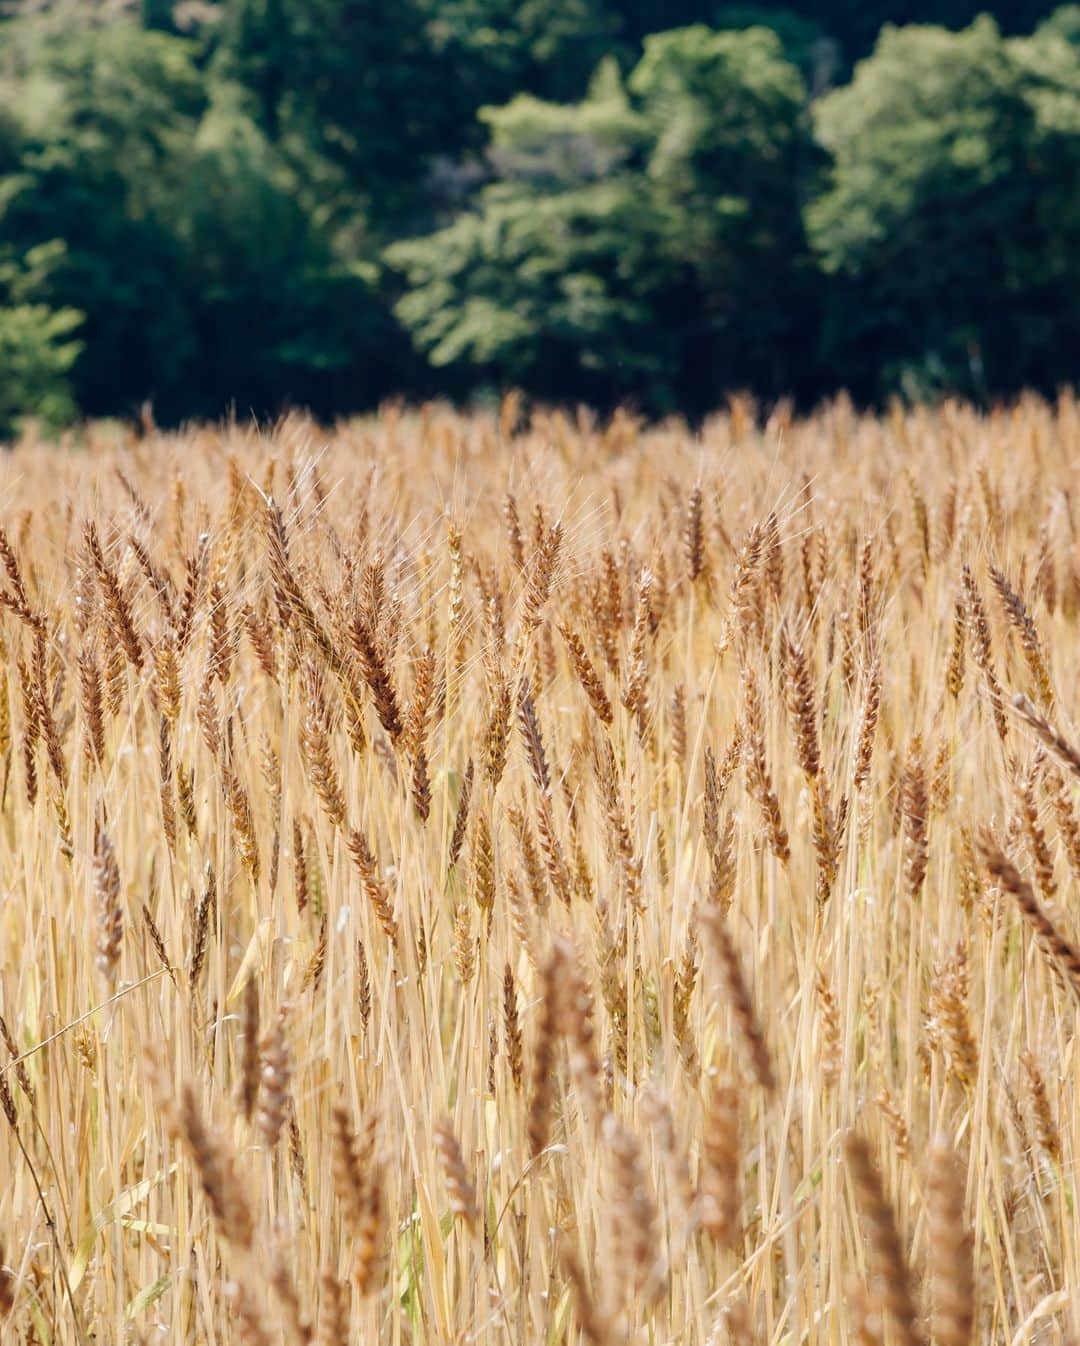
[0,0,1075,433]
[810,15,1080,399]
[391,28,819,414]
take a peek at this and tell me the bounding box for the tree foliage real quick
[810,16,1080,399]
[0,0,1075,432]
[391,29,821,413]
[0,242,82,438]
[0,10,406,424]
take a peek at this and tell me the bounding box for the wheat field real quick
[0,395,1078,1345]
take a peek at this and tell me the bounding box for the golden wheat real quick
[0,396,1077,1343]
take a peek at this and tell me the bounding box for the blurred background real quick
[0,0,1077,436]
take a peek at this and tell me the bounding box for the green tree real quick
[212,0,624,232]
[0,10,406,422]
[0,18,206,415]
[606,2,1062,59]
[424,0,621,106]
[629,25,821,398]
[173,83,410,420]
[0,242,83,439]
[391,28,819,413]
[771,1,1059,62]
[1037,4,1080,44]
[809,16,1080,400]
[213,0,463,230]
[0,303,82,439]
[140,0,181,31]
[710,8,840,91]
[390,65,652,404]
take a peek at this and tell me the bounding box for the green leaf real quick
[125,1274,171,1321]
[69,1165,176,1291]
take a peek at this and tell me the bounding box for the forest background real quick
[0,0,1078,435]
